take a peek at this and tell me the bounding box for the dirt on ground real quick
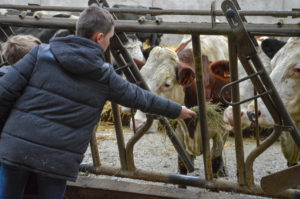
[82,122,288,198]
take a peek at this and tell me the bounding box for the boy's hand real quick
[178,106,197,119]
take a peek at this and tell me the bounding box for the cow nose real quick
[247,110,261,123]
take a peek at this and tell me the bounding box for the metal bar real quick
[245,129,281,186]
[159,117,194,172]
[254,89,260,146]
[238,57,282,127]
[111,103,127,170]
[228,35,246,185]
[1,4,300,17]
[219,69,263,106]
[191,34,213,180]
[104,49,127,170]
[126,118,153,171]
[79,164,300,199]
[110,33,148,88]
[2,16,300,36]
[90,125,101,168]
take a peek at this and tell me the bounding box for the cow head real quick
[247,37,300,128]
[124,36,145,61]
[223,37,286,132]
[131,47,195,133]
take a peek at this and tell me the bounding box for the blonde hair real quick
[2,34,41,65]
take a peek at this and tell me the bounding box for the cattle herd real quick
[1,5,300,182]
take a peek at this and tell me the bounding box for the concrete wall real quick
[1,0,299,45]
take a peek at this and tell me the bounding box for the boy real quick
[0,5,195,199]
[0,34,41,130]
[0,34,41,76]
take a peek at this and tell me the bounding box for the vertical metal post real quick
[254,90,260,146]
[90,124,101,168]
[104,49,127,170]
[228,35,246,185]
[191,34,213,180]
[111,103,127,170]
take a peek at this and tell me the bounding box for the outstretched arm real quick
[107,67,195,119]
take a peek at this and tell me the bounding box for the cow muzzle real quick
[247,110,261,123]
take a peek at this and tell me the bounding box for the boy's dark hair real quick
[2,34,41,65]
[76,4,115,39]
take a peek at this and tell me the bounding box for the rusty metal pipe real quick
[104,49,127,171]
[126,118,153,171]
[245,129,281,186]
[1,4,300,18]
[79,164,300,199]
[254,89,260,147]
[228,36,246,185]
[111,103,127,170]
[2,16,300,36]
[159,117,194,172]
[90,125,101,168]
[192,34,213,180]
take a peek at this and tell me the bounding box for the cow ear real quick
[261,38,286,59]
[209,60,230,83]
[176,63,195,87]
[133,58,146,70]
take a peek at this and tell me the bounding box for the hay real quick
[157,102,225,136]
[100,102,133,126]
[190,101,225,135]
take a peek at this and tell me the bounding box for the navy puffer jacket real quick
[0,35,181,181]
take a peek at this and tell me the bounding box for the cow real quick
[132,43,230,178]
[247,37,300,166]
[123,35,146,61]
[222,36,281,133]
[132,35,230,133]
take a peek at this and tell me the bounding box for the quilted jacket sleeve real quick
[107,66,181,119]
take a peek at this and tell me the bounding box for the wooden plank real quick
[261,164,300,193]
[65,176,200,199]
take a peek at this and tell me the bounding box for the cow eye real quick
[291,66,300,77]
[164,83,171,88]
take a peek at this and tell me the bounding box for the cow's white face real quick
[132,47,184,133]
[140,47,184,103]
[124,37,145,61]
[249,37,300,127]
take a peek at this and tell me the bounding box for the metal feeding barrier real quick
[1,0,300,198]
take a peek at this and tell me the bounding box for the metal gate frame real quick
[1,1,300,198]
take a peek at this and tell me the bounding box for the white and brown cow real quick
[223,36,277,132]
[133,39,230,177]
[247,37,300,166]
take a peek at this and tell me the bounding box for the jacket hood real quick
[49,35,105,75]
